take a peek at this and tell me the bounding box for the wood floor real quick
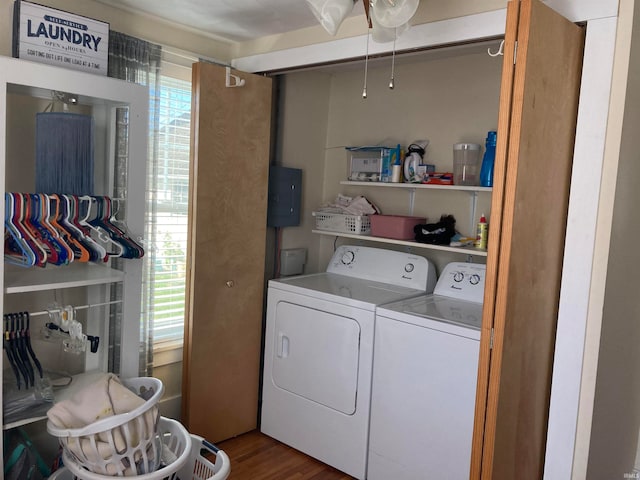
[216,430,355,479]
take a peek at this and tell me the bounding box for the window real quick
[144,70,191,348]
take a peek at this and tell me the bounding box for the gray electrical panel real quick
[267,166,302,227]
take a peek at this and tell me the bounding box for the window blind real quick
[145,74,191,346]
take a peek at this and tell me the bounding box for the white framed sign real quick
[13,1,109,76]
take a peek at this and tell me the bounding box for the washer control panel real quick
[327,245,437,293]
[433,262,486,304]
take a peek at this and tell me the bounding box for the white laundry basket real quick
[48,423,230,480]
[176,434,231,480]
[47,377,164,476]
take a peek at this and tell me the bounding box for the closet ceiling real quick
[96,0,366,42]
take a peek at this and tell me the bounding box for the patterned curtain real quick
[108,31,161,376]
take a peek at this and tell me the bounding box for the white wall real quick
[585,0,640,474]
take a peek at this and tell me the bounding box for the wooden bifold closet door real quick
[470,1,585,478]
[182,62,273,443]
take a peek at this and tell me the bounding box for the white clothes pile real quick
[317,194,380,216]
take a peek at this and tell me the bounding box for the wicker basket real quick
[312,211,371,235]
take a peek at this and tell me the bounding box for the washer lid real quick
[378,294,482,333]
[269,273,426,310]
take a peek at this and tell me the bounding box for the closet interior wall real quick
[276,43,502,274]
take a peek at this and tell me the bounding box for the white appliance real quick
[261,245,437,480]
[368,262,486,480]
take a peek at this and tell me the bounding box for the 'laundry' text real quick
[26,19,102,51]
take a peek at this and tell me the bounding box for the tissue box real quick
[370,215,426,240]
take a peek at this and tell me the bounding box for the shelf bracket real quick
[408,188,416,215]
[469,191,479,237]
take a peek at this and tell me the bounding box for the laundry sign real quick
[12,0,109,75]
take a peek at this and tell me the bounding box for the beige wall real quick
[277,44,501,274]
[586,0,640,475]
[272,71,332,274]
[0,0,232,61]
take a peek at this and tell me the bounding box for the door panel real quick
[272,301,360,414]
[182,63,272,442]
[471,1,585,478]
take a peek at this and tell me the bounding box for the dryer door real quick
[271,301,361,414]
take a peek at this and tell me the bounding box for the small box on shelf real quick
[347,146,401,182]
[370,215,426,240]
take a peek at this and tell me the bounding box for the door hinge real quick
[490,327,494,349]
[513,41,518,65]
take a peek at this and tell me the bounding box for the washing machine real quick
[261,245,437,480]
[368,261,486,480]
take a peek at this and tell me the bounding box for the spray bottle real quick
[475,214,488,249]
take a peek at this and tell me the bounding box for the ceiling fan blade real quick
[306,0,357,35]
[371,0,419,29]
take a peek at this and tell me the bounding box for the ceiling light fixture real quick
[371,0,419,29]
[305,0,357,36]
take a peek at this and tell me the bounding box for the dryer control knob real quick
[453,272,464,282]
[404,263,415,273]
[341,250,355,265]
[469,274,481,285]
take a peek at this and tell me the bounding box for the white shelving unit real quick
[318,180,492,257]
[0,56,147,436]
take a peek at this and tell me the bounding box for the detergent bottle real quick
[480,131,497,187]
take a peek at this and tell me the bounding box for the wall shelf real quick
[340,181,492,193]
[312,230,488,257]
[334,181,493,246]
[4,263,125,294]
[2,371,107,430]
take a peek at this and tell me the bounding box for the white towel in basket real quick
[47,373,158,475]
[47,373,145,428]
[319,195,379,216]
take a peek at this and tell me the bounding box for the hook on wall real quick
[226,67,246,88]
[488,40,505,57]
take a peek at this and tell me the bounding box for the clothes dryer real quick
[261,245,437,480]
[368,261,485,480]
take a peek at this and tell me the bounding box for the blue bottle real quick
[480,131,497,187]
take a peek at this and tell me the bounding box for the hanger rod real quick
[26,300,123,318]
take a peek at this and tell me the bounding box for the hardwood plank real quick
[217,431,355,480]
